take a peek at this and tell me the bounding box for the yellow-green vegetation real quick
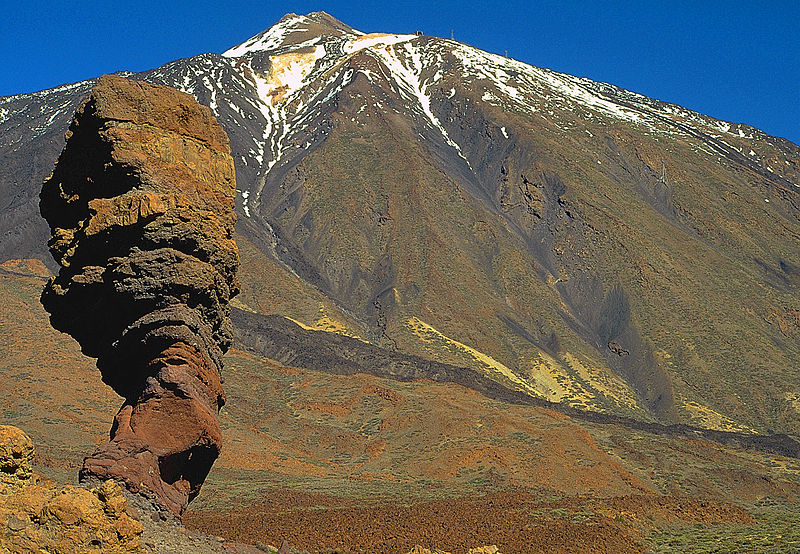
[786,392,800,414]
[647,502,800,553]
[286,305,366,341]
[524,351,643,412]
[525,350,581,402]
[681,400,757,434]
[562,352,641,411]
[405,314,645,416]
[406,316,540,395]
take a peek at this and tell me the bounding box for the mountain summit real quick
[223,12,361,57]
[1,13,799,435]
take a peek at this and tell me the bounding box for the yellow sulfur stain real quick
[264,51,319,104]
[562,352,640,411]
[353,33,397,41]
[286,306,366,341]
[683,400,757,433]
[407,316,540,396]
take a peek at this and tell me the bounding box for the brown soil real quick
[185,489,751,554]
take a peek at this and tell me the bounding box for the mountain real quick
[2,12,799,434]
[2,12,800,551]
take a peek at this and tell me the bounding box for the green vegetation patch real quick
[647,502,800,553]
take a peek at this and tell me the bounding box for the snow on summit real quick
[207,11,798,202]
[223,15,316,57]
[3,10,793,221]
[220,12,704,137]
[223,12,362,57]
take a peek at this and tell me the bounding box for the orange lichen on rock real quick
[0,425,144,553]
[0,425,34,491]
[39,75,239,515]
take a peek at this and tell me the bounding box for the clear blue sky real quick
[2,1,798,143]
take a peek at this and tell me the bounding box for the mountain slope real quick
[2,259,799,553]
[1,12,799,434]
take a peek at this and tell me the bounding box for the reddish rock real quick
[39,75,239,515]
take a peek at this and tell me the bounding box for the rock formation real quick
[39,75,239,515]
[0,424,34,493]
[0,425,144,552]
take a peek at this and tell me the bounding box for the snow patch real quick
[240,190,251,217]
[715,121,731,133]
[181,74,194,93]
[201,76,218,112]
[371,41,472,168]
[224,16,312,57]
[343,33,416,54]
[32,81,90,98]
[446,41,764,144]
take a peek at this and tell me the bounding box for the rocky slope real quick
[0,425,271,553]
[39,75,239,515]
[231,308,799,459]
[2,13,798,435]
[2,263,800,552]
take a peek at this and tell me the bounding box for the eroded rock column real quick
[39,75,239,515]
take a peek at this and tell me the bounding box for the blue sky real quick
[2,1,798,143]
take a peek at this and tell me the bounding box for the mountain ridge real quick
[1,13,799,436]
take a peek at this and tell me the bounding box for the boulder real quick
[0,426,144,553]
[0,425,34,492]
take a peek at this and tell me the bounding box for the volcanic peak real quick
[222,12,362,58]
